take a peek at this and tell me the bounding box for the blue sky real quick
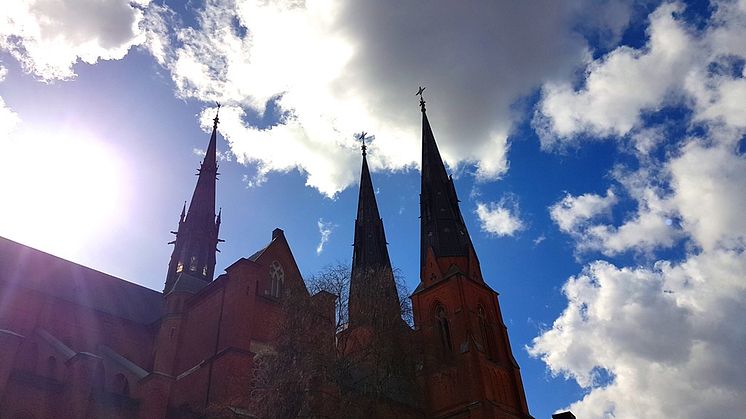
[1,1,745,418]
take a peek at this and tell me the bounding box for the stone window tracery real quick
[269,260,284,298]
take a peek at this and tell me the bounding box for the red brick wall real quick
[413,250,531,419]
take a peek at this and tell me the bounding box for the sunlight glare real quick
[0,126,128,260]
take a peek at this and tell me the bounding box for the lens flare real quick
[0,126,127,260]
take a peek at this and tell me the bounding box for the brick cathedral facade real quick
[0,97,533,418]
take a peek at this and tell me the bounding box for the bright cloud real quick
[531,2,746,417]
[550,189,617,233]
[550,182,680,257]
[529,250,746,418]
[537,134,746,418]
[144,0,632,196]
[534,2,697,146]
[316,218,335,255]
[535,1,746,148]
[0,0,150,81]
[475,200,524,237]
[668,141,746,252]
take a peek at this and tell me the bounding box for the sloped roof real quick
[0,236,163,325]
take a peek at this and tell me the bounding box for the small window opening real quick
[436,305,452,353]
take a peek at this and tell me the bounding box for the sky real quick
[1,0,745,418]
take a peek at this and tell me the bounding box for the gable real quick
[231,228,309,299]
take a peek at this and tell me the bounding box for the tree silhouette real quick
[250,263,422,419]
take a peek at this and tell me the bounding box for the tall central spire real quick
[348,133,400,327]
[164,106,223,294]
[419,90,473,269]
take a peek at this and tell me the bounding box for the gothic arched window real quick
[478,305,493,358]
[269,260,284,298]
[436,305,452,353]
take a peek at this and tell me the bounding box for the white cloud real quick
[687,0,746,130]
[550,185,679,256]
[535,1,746,148]
[144,0,633,196]
[535,2,696,146]
[316,218,334,255]
[537,133,746,416]
[192,146,233,162]
[529,249,746,418]
[668,141,746,252]
[199,105,359,197]
[550,189,617,233]
[531,2,746,417]
[475,200,524,237]
[0,0,150,81]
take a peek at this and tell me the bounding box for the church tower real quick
[163,109,223,294]
[411,91,532,419]
[348,134,401,328]
[153,108,224,379]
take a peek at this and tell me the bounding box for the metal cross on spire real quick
[416,86,426,112]
[213,102,221,128]
[357,131,369,156]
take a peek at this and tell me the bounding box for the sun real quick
[0,125,128,260]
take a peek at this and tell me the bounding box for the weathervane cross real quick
[358,131,368,156]
[213,102,221,127]
[416,86,426,112]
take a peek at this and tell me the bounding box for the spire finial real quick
[213,102,221,128]
[416,86,426,113]
[357,131,368,156]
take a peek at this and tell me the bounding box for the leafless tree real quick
[251,263,422,419]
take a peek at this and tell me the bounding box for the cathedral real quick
[0,94,535,418]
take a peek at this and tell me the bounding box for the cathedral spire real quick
[418,89,473,269]
[348,132,400,327]
[164,105,223,294]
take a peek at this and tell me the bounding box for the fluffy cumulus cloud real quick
[536,133,746,417]
[535,0,746,148]
[550,189,617,233]
[143,0,635,196]
[531,2,746,417]
[530,251,746,418]
[475,200,524,237]
[535,2,696,145]
[668,141,746,251]
[0,0,150,80]
[552,170,682,257]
